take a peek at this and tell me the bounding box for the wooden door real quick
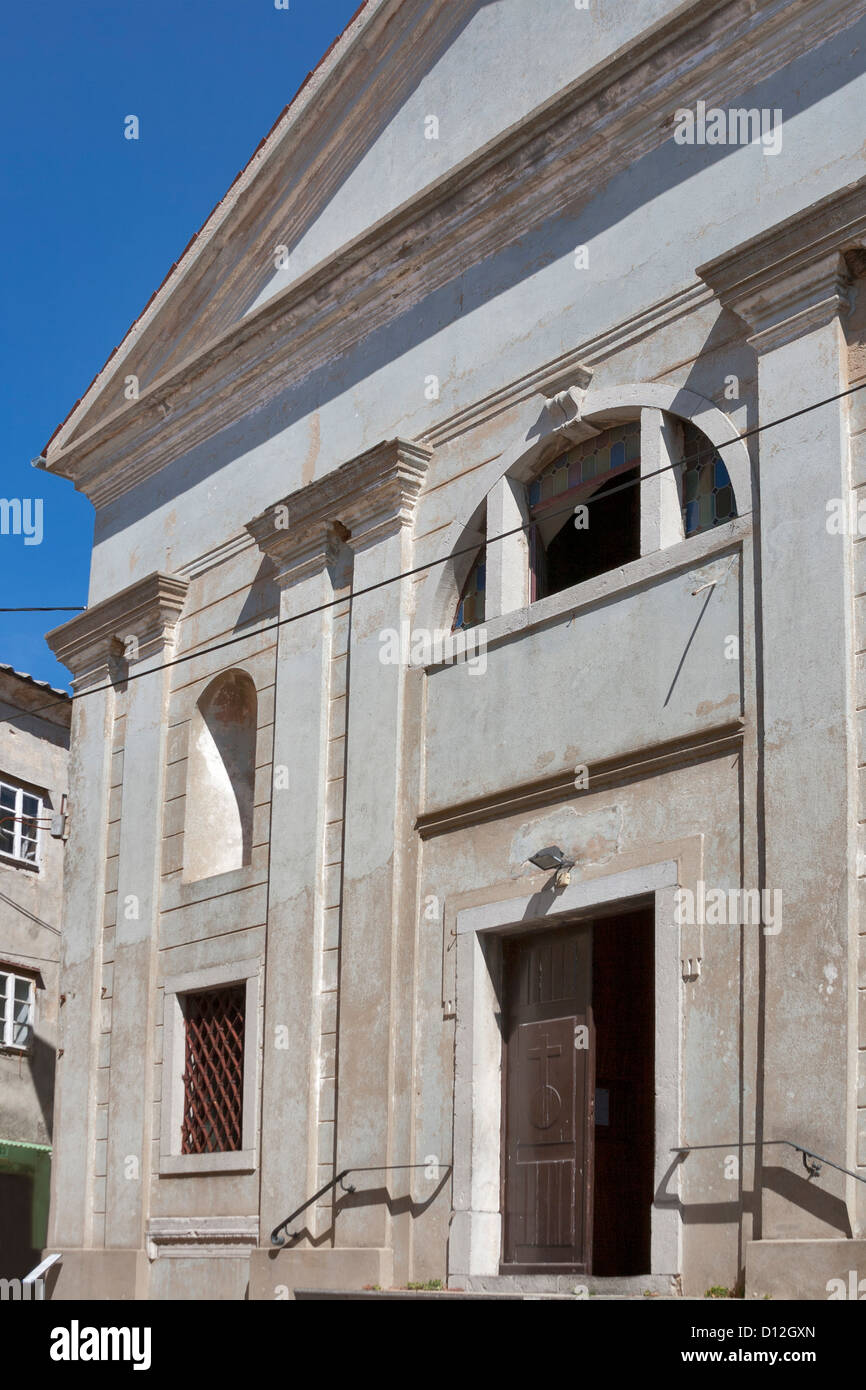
[502,924,594,1271]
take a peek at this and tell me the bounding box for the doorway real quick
[501,907,654,1274]
[0,1172,38,1279]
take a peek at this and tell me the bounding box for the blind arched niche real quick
[184,669,257,883]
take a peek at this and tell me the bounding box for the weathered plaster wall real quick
[423,555,742,809]
[0,678,69,1148]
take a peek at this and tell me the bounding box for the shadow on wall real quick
[659,1152,852,1236]
[271,1169,452,1254]
[29,1030,56,1142]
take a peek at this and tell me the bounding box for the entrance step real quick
[294,1288,574,1300]
[466,1273,681,1298]
[294,1274,681,1300]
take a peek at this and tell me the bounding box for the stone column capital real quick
[246,512,349,590]
[46,571,188,685]
[246,437,433,582]
[339,438,432,551]
[697,176,866,354]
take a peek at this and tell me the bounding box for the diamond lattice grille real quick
[180,986,245,1154]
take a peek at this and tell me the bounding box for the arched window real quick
[453,547,486,631]
[679,420,737,536]
[528,421,641,600]
[184,669,257,883]
[417,391,747,638]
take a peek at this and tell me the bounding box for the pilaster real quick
[45,572,187,1255]
[101,575,187,1249]
[700,190,864,1240]
[248,439,431,1254]
[247,497,350,1247]
[311,439,430,1259]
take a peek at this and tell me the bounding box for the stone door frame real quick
[448,858,683,1282]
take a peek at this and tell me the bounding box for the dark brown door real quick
[502,924,593,1271]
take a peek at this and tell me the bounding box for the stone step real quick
[295,1288,586,1300]
[294,1273,683,1300]
[466,1273,680,1298]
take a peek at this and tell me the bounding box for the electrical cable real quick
[0,890,61,936]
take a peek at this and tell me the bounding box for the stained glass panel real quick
[680,421,738,536]
[453,547,486,631]
[529,421,641,510]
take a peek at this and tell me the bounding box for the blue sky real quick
[1,0,360,689]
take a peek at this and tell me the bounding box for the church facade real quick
[40,0,866,1298]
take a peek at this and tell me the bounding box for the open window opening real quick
[529,421,641,601]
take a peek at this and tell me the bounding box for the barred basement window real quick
[180,986,245,1154]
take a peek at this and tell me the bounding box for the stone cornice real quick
[696,174,866,350]
[338,438,433,547]
[45,572,188,683]
[40,0,862,508]
[417,721,744,838]
[247,438,432,581]
[420,284,712,448]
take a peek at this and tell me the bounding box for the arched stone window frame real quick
[417,384,752,636]
[183,666,259,885]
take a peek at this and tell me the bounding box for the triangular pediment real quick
[49,0,482,454]
[47,0,671,462]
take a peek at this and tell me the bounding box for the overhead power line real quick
[0,889,61,936]
[2,376,864,734]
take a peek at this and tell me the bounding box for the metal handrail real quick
[270,1163,451,1247]
[674,1139,866,1185]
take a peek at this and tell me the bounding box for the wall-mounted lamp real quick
[527,845,575,887]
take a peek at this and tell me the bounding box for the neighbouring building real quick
[37,0,866,1299]
[0,665,69,1278]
